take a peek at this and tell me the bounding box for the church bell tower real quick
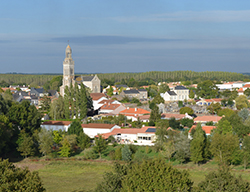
[60,44,75,96]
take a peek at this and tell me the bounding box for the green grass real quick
[37,160,112,192]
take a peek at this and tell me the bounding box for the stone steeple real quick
[60,44,75,96]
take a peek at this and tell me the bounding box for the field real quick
[15,159,250,192]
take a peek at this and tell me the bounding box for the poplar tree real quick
[79,83,88,119]
[70,84,75,118]
[122,145,132,161]
[64,86,70,119]
[190,123,208,165]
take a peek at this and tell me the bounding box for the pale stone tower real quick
[60,44,75,96]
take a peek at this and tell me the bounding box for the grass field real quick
[15,159,250,192]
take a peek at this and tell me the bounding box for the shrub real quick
[82,148,98,159]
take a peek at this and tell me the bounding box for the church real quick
[60,44,101,96]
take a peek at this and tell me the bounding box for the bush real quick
[115,147,122,160]
[145,146,152,154]
[81,148,98,159]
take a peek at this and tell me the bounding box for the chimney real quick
[135,108,137,112]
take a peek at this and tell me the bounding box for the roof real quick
[174,86,188,90]
[194,116,222,122]
[100,126,156,139]
[81,123,117,129]
[243,84,250,88]
[139,115,151,120]
[48,90,57,96]
[98,99,115,104]
[90,93,107,100]
[123,89,139,94]
[161,113,186,120]
[120,108,150,115]
[100,104,121,110]
[238,88,244,92]
[116,84,128,88]
[138,89,147,92]
[167,91,177,96]
[32,88,45,93]
[42,121,72,126]
[81,76,95,81]
[66,44,71,49]
[189,125,216,134]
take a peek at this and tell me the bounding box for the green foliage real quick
[196,80,219,99]
[53,130,63,144]
[181,118,194,128]
[190,124,209,164]
[94,135,108,159]
[210,132,239,167]
[17,130,35,158]
[49,95,65,120]
[169,117,181,129]
[82,148,98,159]
[189,90,195,99]
[160,141,175,162]
[38,128,54,156]
[0,114,12,155]
[0,159,45,192]
[244,88,250,96]
[235,95,249,110]
[122,145,132,161]
[149,105,161,123]
[207,103,221,114]
[242,136,250,169]
[180,107,194,115]
[197,168,250,192]
[78,132,91,150]
[67,120,83,136]
[121,158,193,192]
[238,108,250,122]
[59,138,71,157]
[40,96,51,111]
[115,147,122,160]
[174,133,191,163]
[107,86,114,97]
[216,119,233,134]
[217,108,235,117]
[158,83,170,93]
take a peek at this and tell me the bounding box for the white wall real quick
[83,125,120,138]
[41,124,70,131]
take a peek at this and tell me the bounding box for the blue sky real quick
[1,0,250,73]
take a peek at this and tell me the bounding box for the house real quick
[90,93,108,110]
[138,89,148,99]
[196,98,222,106]
[120,89,140,99]
[41,121,72,131]
[139,115,150,122]
[30,95,39,106]
[100,126,156,145]
[48,90,59,98]
[243,84,250,92]
[161,86,189,102]
[119,107,150,121]
[194,116,222,125]
[30,87,48,97]
[188,125,216,139]
[238,88,244,96]
[115,84,128,89]
[99,104,125,114]
[161,113,193,120]
[81,123,121,138]
[216,81,245,91]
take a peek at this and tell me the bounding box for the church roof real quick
[66,44,71,49]
[81,76,95,81]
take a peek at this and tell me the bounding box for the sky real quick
[1,0,250,74]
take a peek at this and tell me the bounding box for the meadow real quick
[15,159,250,192]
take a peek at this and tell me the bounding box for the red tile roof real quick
[189,125,216,134]
[243,84,250,88]
[100,126,156,139]
[98,99,115,104]
[81,123,117,129]
[100,104,121,110]
[238,88,244,92]
[90,93,107,100]
[42,121,72,126]
[139,115,151,120]
[194,116,222,122]
[161,113,186,120]
[120,108,150,115]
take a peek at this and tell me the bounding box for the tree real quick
[242,136,250,170]
[0,115,12,156]
[190,124,208,165]
[160,141,175,162]
[189,90,195,99]
[149,105,161,124]
[38,128,54,156]
[216,119,233,134]
[49,95,65,120]
[78,132,91,150]
[197,168,250,192]
[0,159,45,192]
[122,145,132,161]
[158,83,170,93]
[235,95,249,110]
[94,135,108,159]
[207,103,221,114]
[67,120,83,136]
[196,80,219,99]
[169,117,181,129]
[180,107,194,115]
[59,137,71,157]
[217,108,235,118]
[17,131,35,158]
[210,132,239,167]
[181,118,194,128]
[121,158,193,192]
[238,108,250,122]
[151,93,164,104]
[244,88,250,97]
[107,86,114,97]
[174,133,191,163]
[40,96,51,111]
[64,86,70,119]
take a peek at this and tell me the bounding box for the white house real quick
[90,93,108,111]
[161,86,189,102]
[100,126,156,146]
[41,121,72,131]
[81,123,121,138]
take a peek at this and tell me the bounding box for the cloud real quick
[112,10,250,23]
[49,36,185,45]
